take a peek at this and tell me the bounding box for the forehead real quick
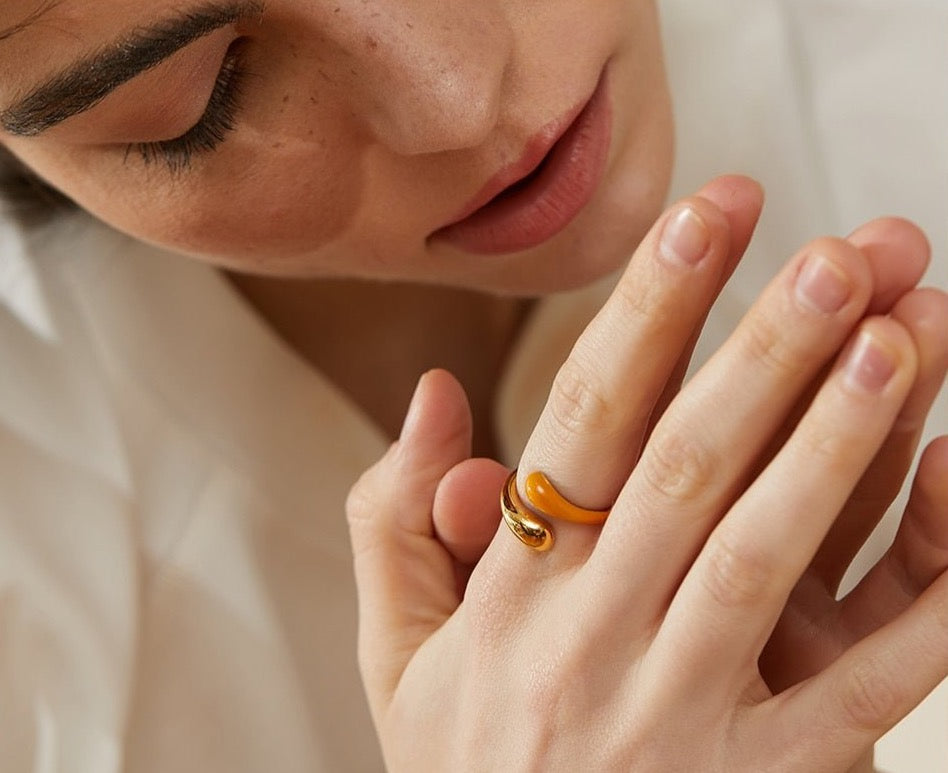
[0,0,144,40]
[0,0,64,36]
[0,1,209,101]
[0,1,192,62]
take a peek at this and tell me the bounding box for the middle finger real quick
[594,232,878,613]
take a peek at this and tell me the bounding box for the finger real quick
[837,436,948,639]
[811,287,948,592]
[852,216,931,316]
[506,175,763,567]
[769,566,948,770]
[433,457,510,586]
[760,290,947,693]
[660,316,917,682]
[645,177,769,439]
[596,234,875,611]
[347,369,473,716]
[729,217,933,491]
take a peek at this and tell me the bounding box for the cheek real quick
[11,115,368,274]
[146,135,366,269]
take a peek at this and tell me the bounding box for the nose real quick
[330,2,513,155]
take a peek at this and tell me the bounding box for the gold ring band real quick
[501,470,611,552]
[501,470,554,551]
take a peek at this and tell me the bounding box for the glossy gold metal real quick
[501,470,554,551]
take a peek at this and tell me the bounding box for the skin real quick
[2,2,947,770]
[351,179,948,772]
[0,0,672,450]
[0,0,673,292]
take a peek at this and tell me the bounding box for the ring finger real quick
[662,315,918,680]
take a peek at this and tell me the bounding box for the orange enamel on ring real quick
[523,471,610,525]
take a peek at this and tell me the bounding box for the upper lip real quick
[440,94,594,227]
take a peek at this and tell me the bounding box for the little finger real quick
[838,436,948,639]
[811,287,948,592]
[771,567,948,771]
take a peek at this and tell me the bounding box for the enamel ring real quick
[501,470,610,552]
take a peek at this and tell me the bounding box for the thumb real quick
[347,368,473,719]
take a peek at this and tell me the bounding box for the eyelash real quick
[127,40,247,173]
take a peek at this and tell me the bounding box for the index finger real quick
[509,175,764,564]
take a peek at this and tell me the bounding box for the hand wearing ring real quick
[349,178,948,772]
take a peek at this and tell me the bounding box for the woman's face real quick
[0,0,673,294]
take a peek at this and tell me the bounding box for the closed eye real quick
[126,39,247,174]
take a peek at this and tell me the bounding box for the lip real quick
[431,70,613,255]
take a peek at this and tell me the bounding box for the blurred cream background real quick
[660,1,947,769]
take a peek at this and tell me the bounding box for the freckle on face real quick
[0,1,673,291]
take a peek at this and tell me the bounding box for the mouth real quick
[431,68,613,256]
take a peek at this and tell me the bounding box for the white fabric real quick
[0,216,387,772]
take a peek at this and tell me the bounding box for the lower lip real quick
[433,73,613,256]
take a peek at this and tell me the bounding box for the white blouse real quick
[0,215,388,771]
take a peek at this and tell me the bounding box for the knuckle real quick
[740,311,809,380]
[547,358,616,443]
[927,587,948,643]
[523,650,568,721]
[345,454,391,530]
[464,570,514,640]
[464,558,535,650]
[345,476,372,527]
[701,533,772,610]
[838,658,901,732]
[640,423,717,505]
[798,424,850,474]
[612,272,665,328]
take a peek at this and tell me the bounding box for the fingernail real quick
[845,331,898,394]
[795,254,852,314]
[660,206,710,266]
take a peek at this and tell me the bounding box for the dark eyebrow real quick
[0,0,264,137]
